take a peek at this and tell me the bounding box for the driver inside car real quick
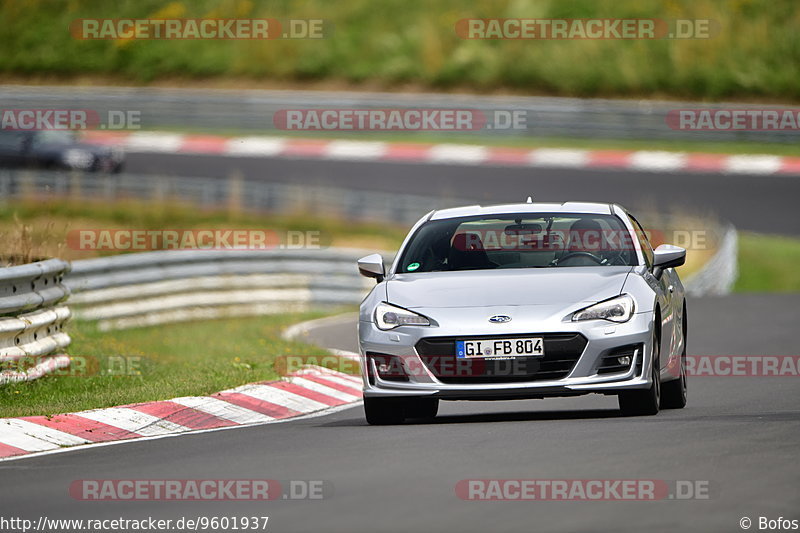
[554,218,628,266]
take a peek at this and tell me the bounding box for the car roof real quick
[429,201,621,220]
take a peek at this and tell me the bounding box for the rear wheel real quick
[661,312,688,409]
[619,330,661,416]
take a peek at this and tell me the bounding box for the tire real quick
[661,312,688,409]
[619,329,661,416]
[364,397,405,425]
[404,398,439,420]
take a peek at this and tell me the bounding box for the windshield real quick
[34,131,77,145]
[397,213,639,273]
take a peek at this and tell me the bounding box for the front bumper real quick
[359,311,655,400]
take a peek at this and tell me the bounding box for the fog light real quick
[617,355,632,366]
[367,353,410,382]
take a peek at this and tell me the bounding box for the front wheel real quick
[618,331,661,416]
[405,398,439,420]
[364,397,405,425]
[364,397,439,425]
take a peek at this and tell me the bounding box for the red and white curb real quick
[84,130,800,176]
[0,365,362,461]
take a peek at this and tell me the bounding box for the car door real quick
[630,215,676,370]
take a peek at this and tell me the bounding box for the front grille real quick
[415,333,587,384]
[597,344,641,375]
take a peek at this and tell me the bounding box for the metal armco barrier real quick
[1,85,796,143]
[0,259,72,384]
[66,249,378,331]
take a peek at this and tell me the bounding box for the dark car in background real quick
[0,130,124,172]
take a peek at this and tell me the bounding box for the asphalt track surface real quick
[2,294,798,533]
[126,152,800,235]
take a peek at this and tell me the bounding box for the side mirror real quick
[652,244,686,277]
[358,253,385,282]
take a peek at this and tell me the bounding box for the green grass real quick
[1,0,799,101]
[0,312,350,418]
[735,233,800,292]
[0,197,408,262]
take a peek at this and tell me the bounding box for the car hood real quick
[73,141,116,155]
[386,266,633,309]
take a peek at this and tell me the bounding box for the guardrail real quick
[0,259,72,384]
[66,249,375,331]
[1,84,796,144]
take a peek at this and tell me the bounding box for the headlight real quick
[375,302,430,330]
[62,149,94,169]
[572,294,635,323]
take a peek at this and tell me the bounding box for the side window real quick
[629,216,654,268]
[0,132,26,150]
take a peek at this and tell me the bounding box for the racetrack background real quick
[1,1,798,532]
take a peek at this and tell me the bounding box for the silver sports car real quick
[357,201,688,424]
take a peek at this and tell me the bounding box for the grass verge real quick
[0,311,348,419]
[0,198,409,264]
[735,233,800,292]
[1,0,798,101]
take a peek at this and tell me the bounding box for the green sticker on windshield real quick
[407,262,420,271]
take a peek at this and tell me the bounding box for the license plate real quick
[456,337,544,359]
